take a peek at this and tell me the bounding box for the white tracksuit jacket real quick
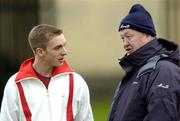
[0,58,94,121]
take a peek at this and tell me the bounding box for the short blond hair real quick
[28,24,63,53]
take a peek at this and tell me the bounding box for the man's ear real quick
[35,48,45,57]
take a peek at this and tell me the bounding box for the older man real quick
[108,4,180,121]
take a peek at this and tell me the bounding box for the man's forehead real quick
[120,29,135,35]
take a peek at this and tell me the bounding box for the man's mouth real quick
[125,47,134,55]
[58,58,64,62]
[126,48,132,53]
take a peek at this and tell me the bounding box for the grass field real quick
[91,99,112,121]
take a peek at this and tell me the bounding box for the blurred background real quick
[1,0,180,120]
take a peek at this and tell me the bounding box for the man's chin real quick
[58,62,64,66]
[53,62,64,67]
[126,50,134,56]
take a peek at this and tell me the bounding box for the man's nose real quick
[62,47,68,55]
[123,39,129,46]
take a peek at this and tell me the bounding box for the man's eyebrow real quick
[120,31,128,37]
[124,31,130,35]
[56,42,67,47]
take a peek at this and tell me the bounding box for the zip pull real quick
[46,90,49,96]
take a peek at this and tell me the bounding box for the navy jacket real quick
[108,38,180,121]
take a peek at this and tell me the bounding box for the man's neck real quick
[32,58,53,77]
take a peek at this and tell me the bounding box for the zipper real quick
[36,78,52,120]
[32,78,53,120]
[47,89,49,96]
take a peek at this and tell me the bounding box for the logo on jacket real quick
[132,81,138,85]
[157,83,169,89]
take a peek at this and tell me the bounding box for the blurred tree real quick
[0,0,38,105]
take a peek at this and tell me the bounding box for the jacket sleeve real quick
[73,73,94,121]
[0,74,19,121]
[143,61,180,121]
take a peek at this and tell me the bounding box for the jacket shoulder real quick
[137,54,179,78]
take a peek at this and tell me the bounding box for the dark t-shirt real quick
[33,67,51,89]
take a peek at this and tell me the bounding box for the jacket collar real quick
[119,39,162,73]
[15,58,73,82]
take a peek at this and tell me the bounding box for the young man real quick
[108,4,180,121]
[0,24,94,121]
